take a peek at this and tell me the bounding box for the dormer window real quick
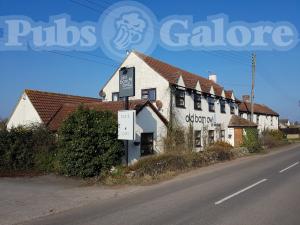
[175,88,185,108]
[208,97,215,112]
[194,93,202,110]
[230,103,235,114]
[220,100,226,113]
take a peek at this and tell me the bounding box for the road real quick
[19,144,300,225]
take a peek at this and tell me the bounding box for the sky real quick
[0,0,300,121]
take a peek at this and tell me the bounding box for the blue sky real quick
[0,0,299,121]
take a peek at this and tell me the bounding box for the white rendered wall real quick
[172,92,239,149]
[240,112,279,132]
[101,52,171,119]
[7,93,42,129]
[128,106,167,164]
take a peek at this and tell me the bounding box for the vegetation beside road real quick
[102,142,249,185]
[0,109,290,185]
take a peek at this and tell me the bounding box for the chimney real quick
[208,74,217,83]
[242,95,250,103]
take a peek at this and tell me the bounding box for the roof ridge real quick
[133,51,225,92]
[25,89,101,101]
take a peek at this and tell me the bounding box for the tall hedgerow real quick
[57,106,123,178]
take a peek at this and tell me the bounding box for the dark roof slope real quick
[25,89,102,125]
[239,101,279,116]
[228,115,257,128]
[134,51,232,98]
[48,99,168,131]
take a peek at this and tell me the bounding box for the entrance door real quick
[140,133,154,156]
[234,128,243,147]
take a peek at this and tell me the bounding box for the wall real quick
[240,112,279,132]
[172,91,238,150]
[128,106,167,164]
[101,52,171,119]
[7,93,42,129]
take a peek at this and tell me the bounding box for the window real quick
[112,92,119,101]
[140,133,154,156]
[208,97,215,112]
[194,93,202,110]
[141,88,156,101]
[194,130,201,147]
[175,89,185,108]
[220,130,225,141]
[220,100,226,113]
[256,115,260,124]
[208,130,214,144]
[230,103,235,114]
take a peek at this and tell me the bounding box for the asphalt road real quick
[19,144,300,225]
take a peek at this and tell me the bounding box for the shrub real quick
[129,151,221,180]
[0,118,7,131]
[163,124,186,153]
[0,125,57,172]
[261,130,288,148]
[57,107,123,178]
[206,141,235,161]
[242,128,262,153]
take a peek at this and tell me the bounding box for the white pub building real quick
[100,51,264,162]
[7,51,279,164]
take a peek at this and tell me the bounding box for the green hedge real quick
[0,125,57,172]
[57,107,123,178]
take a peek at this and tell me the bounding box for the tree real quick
[58,107,123,177]
[0,118,7,130]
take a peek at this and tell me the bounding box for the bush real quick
[242,128,262,153]
[0,125,57,172]
[206,141,235,161]
[0,118,7,131]
[129,151,221,180]
[57,107,123,178]
[261,130,288,148]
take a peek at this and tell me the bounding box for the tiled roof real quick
[228,115,257,128]
[239,101,279,116]
[25,89,102,125]
[134,51,232,98]
[47,99,168,131]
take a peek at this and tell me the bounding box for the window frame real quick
[208,130,215,145]
[141,88,156,101]
[140,132,154,157]
[194,130,202,148]
[175,88,185,108]
[208,97,215,112]
[220,99,226,113]
[112,92,119,101]
[230,102,235,114]
[194,93,202,110]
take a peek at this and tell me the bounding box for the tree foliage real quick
[242,128,262,153]
[57,107,123,178]
[0,125,57,171]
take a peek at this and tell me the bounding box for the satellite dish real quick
[99,90,106,98]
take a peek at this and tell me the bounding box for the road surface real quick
[19,144,300,225]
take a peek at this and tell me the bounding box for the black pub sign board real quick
[119,67,135,98]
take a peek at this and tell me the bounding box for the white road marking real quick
[279,162,299,173]
[215,179,268,205]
